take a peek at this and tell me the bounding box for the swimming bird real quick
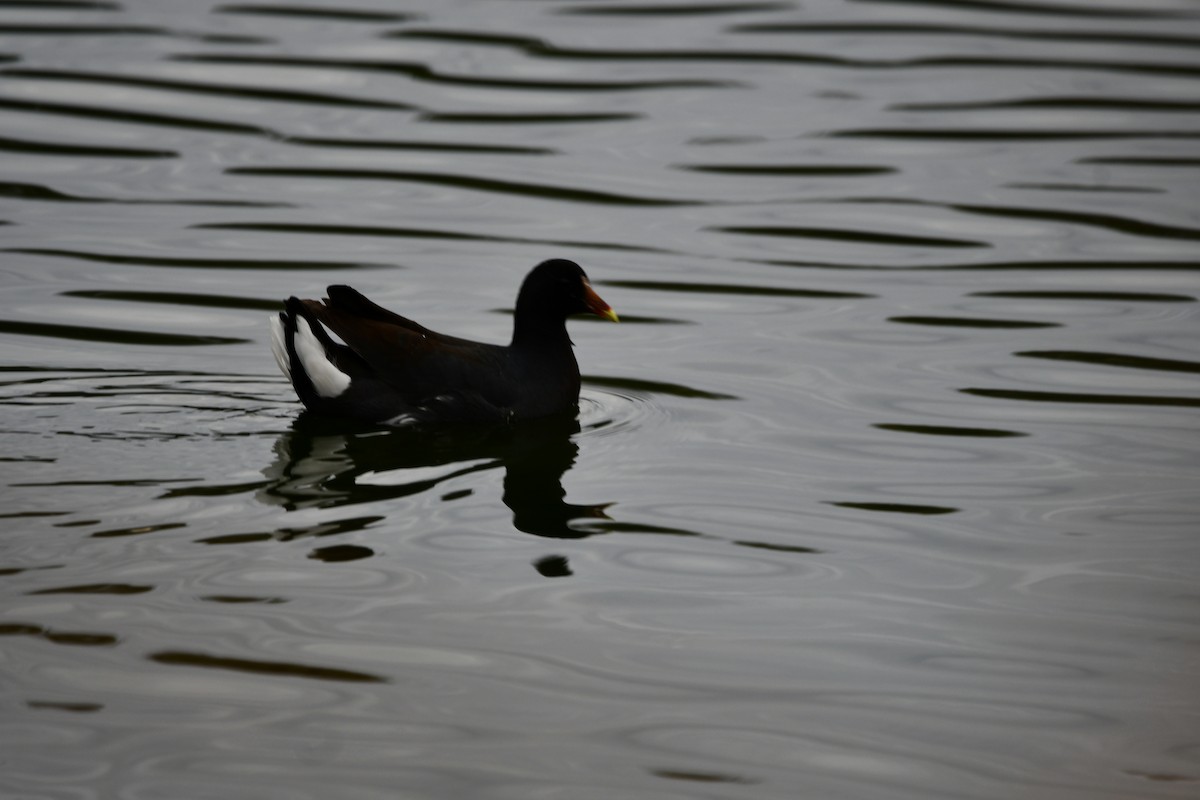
[270,259,618,425]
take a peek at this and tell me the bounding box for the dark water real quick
[3,0,1199,797]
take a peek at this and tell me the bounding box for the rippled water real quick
[3,0,1199,797]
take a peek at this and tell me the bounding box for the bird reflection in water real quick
[258,411,611,544]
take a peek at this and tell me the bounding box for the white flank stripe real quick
[268,315,291,379]
[295,316,351,398]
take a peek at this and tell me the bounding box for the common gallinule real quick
[270,259,618,424]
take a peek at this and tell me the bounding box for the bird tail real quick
[270,300,351,401]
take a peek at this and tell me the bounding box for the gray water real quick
[2,1,1199,798]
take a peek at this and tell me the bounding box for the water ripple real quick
[560,2,791,16]
[832,127,1200,141]
[680,163,896,177]
[149,649,388,683]
[388,27,850,67]
[283,135,554,155]
[213,4,415,23]
[889,315,1059,329]
[0,319,247,347]
[896,96,1200,113]
[0,134,176,159]
[62,289,282,312]
[585,375,738,402]
[874,423,1027,438]
[1080,156,1200,168]
[578,387,665,439]
[970,290,1196,302]
[417,110,638,125]
[0,622,119,647]
[731,21,1200,49]
[962,387,1200,408]
[0,96,271,136]
[604,278,871,299]
[718,224,989,249]
[227,166,698,207]
[2,67,417,110]
[9,247,387,271]
[0,180,287,207]
[190,222,672,254]
[951,202,1200,242]
[1014,350,1200,375]
[170,53,730,91]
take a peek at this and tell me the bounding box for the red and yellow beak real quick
[583,280,619,323]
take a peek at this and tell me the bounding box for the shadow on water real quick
[258,411,613,540]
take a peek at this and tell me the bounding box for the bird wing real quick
[298,290,514,410]
[323,285,433,335]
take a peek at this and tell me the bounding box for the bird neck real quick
[510,314,572,353]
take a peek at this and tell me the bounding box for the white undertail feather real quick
[294,316,351,398]
[268,315,291,379]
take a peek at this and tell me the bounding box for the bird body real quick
[270,259,617,424]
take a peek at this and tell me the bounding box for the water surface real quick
[2,1,1199,798]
